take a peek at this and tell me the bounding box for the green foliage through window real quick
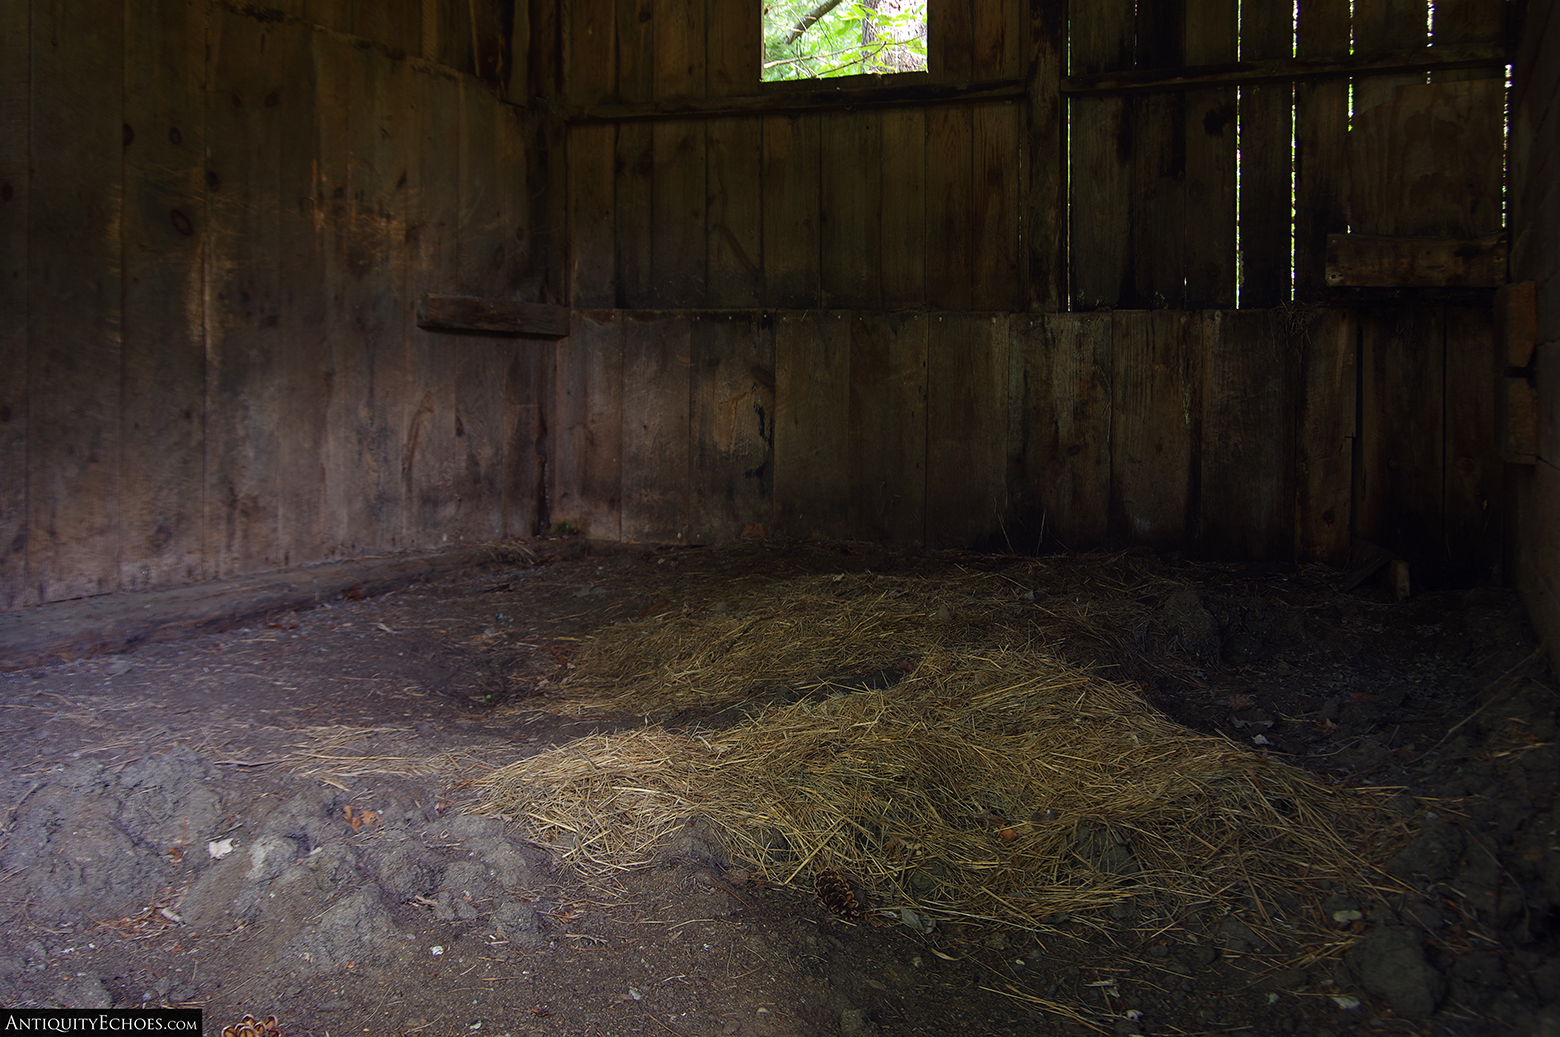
[762,0,928,82]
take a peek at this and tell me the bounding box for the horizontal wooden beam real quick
[1063,42,1506,96]
[417,294,571,337]
[566,78,1027,124]
[1324,233,1508,289]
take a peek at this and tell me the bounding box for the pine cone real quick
[815,867,866,920]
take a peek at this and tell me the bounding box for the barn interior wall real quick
[1510,0,1560,656]
[0,0,556,612]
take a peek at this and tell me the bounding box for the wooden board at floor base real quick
[926,312,1009,548]
[1293,307,1356,564]
[690,314,773,542]
[621,315,693,543]
[773,312,850,540]
[1109,310,1201,550]
[550,313,624,540]
[848,313,928,544]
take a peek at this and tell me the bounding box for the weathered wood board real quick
[569,123,617,307]
[761,114,821,308]
[1293,307,1356,564]
[773,313,851,540]
[879,107,927,308]
[1109,311,1200,549]
[925,105,974,310]
[0,0,29,606]
[1442,305,1502,584]
[1067,0,1134,309]
[1238,0,1293,307]
[1325,232,1508,287]
[690,314,774,542]
[551,313,624,539]
[821,111,883,309]
[706,116,764,307]
[418,295,570,336]
[926,313,1010,547]
[621,315,693,542]
[1294,0,1350,299]
[848,313,928,544]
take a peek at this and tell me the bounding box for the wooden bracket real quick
[417,294,570,338]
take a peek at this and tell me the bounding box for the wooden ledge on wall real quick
[417,294,571,338]
[1324,233,1508,289]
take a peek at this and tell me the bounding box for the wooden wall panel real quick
[926,314,1009,547]
[1067,0,1134,309]
[1294,0,1350,299]
[1352,0,1428,112]
[1110,311,1201,549]
[822,112,884,309]
[1183,0,1237,308]
[707,0,759,98]
[971,102,1022,310]
[926,105,974,310]
[0,0,29,607]
[1127,0,1188,308]
[690,314,774,542]
[568,0,616,105]
[651,120,709,306]
[1358,306,1446,580]
[120,0,207,591]
[1026,0,1067,311]
[849,313,928,544]
[551,314,624,539]
[502,344,551,538]
[773,313,850,539]
[621,315,693,542]
[615,122,654,307]
[204,11,289,577]
[707,117,764,306]
[762,114,821,308]
[570,123,617,306]
[1238,0,1292,307]
[1016,313,1113,551]
[1199,310,1296,559]
[880,108,927,307]
[1294,307,1356,564]
[973,0,1022,79]
[931,0,975,79]
[1442,306,1502,584]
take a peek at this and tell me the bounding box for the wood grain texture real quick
[616,0,655,103]
[879,107,926,307]
[1442,305,1502,584]
[615,121,654,306]
[773,312,850,539]
[621,315,692,542]
[849,313,928,544]
[973,0,1021,80]
[707,0,759,98]
[502,342,551,537]
[1183,0,1237,307]
[569,123,617,306]
[0,0,30,606]
[1067,0,1134,309]
[654,0,704,100]
[1017,313,1113,550]
[971,101,1022,310]
[1353,0,1429,112]
[1324,232,1507,287]
[1294,307,1356,564]
[690,314,774,542]
[550,313,623,539]
[821,111,883,309]
[925,104,973,310]
[1127,0,1187,308]
[119,0,208,590]
[1025,0,1066,311]
[567,0,616,106]
[931,0,974,80]
[418,295,570,335]
[1198,310,1296,559]
[1294,0,1350,299]
[1238,0,1294,307]
[651,119,708,305]
[204,10,286,577]
[1357,305,1446,580]
[707,117,764,307]
[1109,311,1201,549]
[926,313,1009,547]
[762,114,821,308]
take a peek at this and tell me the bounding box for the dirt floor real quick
[0,538,1556,1037]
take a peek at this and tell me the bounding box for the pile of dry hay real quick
[475,549,1392,934]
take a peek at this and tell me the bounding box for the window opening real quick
[762,0,928,82]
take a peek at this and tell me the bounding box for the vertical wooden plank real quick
[707,116,764,307]
[353,0,423,52]
[1357,306,1445,579]
[652,3,707,308]
[707,0,759,98]
[925,104,973,310]
[1068,0,1135,309]
[773,312,850,540]
[614,123,654,307]
[972,0,1021,79]
[205,10,285,577]
[28,0,124,600]
[567,0,615,106]
[821,111,883,309]
[621,316,692,542]
[1294,307,1357,564]
[1183,0,1237,307]
[1110,311,1201,550]
[762,113,821,308]
[1294,0,1350,299]
[1198,310,1296,559]
[1014,313,1113,550]
[569,123,617,306]
[690,314,775,543]
[502,343,551,538]
[1443,305,1503,584]
[654,0,704,99]
[972,101,1022,310]
[1239,0,1294,307]
[1353,0,1428,112]
[423,0,474,73]
[848,313,928,544]
[880,107,926,307]
[926,313,1009,548]
[550,313,623,539]
[120,0,208,590]
[930,0,973,80]
[405,66,467,546]
[617,0,655,103]
[0,0,30,606]
[1025,0,1067,312]
[1432,0,1506,81]
[1128,0,1188,309]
